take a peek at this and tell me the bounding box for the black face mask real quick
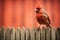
[36,8,40,13]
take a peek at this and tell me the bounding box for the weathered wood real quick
[51,27,56,40]
[26,28,30,40]
[21,27,26,40]
[5,27,11,40]
[46,27,51,40]
[15,27,21,40]
[0,27,5,40]
[11,27,15,40]
[0,28,1,40]
[30,27,35,40]
[40,27,46,40]
[56,27,60,40]
[0,26,59,40]
[36,28,40,40]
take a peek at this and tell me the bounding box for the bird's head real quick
[35,5,42,14]
[35,5,44,18]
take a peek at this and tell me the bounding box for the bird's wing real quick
[42,9,51,24]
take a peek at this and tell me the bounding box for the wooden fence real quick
[0,27,60,40]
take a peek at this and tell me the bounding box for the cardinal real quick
[35,5,51,29]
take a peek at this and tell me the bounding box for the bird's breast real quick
[36,14,48,24]
[36,14,42,18]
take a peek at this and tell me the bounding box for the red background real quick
[0,0,60,28]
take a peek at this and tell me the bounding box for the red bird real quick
[35,5,51,28]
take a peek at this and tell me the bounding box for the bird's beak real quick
[35,9,38,11]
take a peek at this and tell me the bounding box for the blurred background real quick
[0,0,60,28]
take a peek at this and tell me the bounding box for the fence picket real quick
[41,27,46,40]
[5,27,11,40]
[30,27,35,40]
[46,27,51,40]
[0,27,5,40]
[26,28,30,40]
[15,27,21,40]
[0,28,1,40]
[11,27,15,40]
[21,27,26,40]
[57,27,60,40]
[51,27,56,40]
[36,28,40,40]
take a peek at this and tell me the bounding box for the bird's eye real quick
[36,10,39,13]
[36,8,40,11]
[35,8,40,13]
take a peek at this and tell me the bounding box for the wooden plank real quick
[51,27,56,40]
[5,27,11,40]
[15,27,21,40]
[26,28,30,40]
[30,27,35,40]
[21,27,26,40]
[40,27,46,40]
[11,27,15,40]
[0,27,5,40]
[35,27,40,40]
[56,27,60,40]
[0,28,1,40]
[46,27,51,40]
